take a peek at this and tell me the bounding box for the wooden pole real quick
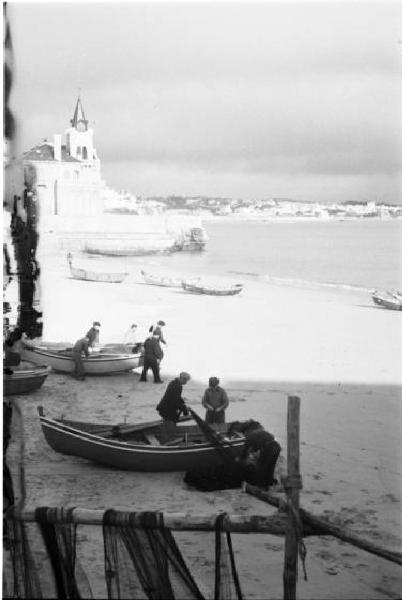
[244,484,402,566]
[8,507,290,534]
[283,395,301,600]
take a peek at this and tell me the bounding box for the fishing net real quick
[102,510,205,599]
[35,507,93,599]
[214,513,243,600]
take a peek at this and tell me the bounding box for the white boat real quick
[140,270,186,288]
[84,237,179,257]
[21,343,142,374]
[371,290,402,311]
[67,255,127,283]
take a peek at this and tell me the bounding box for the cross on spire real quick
[70,94,88,131]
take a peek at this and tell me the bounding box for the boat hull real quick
[4,365,51,395]
[372,292,402,311]
[22,345,141,374]
[70,265,127,283]
[182,282,243,296]
[39,415,245,472]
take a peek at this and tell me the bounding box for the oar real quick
[187,407,239,467]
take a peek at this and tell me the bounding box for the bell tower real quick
[65,95,97,162]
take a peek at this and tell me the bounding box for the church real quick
[6,96,108,223]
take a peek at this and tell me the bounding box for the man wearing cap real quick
[157,372,191,442]
[202,376,229,424]
[149,320,167,345]
[139,332,164,383]
[71,336,90,381]
[86,321,101,348]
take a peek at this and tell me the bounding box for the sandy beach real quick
[5,250,402,599]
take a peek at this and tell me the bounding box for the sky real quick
[7,1,402,203]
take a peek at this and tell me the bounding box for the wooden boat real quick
[182,281,244,296]
[68,257,128,284]
[38,407,246,472]
[4,362,51,396]
[21,343,142,374]
[140,269,200,289]
[371,290,402,311]
[84,237,179,257]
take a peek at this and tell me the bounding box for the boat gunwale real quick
[23,345,140,364]
[40,416,245,454]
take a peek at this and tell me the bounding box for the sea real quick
[140,218,402,293]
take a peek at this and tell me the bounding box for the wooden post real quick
[283,395,301,600]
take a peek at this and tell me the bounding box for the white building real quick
[5,96,107,225]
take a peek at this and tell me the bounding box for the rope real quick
[287,498,308,581]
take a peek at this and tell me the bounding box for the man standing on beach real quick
[149,320,167,345]
[140,333,164,383]
[157,372,191,442]
[202,376,229,424]
[72,336,90,381]
[86,321,101,348]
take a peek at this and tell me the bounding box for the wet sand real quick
[5,252,402,599]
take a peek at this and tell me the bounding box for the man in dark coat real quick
[157,372,191,442]
[72,336,90,381]
[139,333,164,383]
[240,427,281,488]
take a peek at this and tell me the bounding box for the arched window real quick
[82,147,88,159]
[77,146,81,155]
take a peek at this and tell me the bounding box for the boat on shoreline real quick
[4,362,51,395]
[67,254,128,283]
[140,269,201,289]
[84,236,180,257]
[182,281,244,296]
[38,408,245,472]
[371,290,402,311]
[22,343,142,374]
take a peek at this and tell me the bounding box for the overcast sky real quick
[7,1,402,203]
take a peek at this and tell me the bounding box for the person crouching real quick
[71,336,90,381]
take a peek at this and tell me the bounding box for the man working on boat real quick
[202,376,229,424]
[149,320,167,345]
[86,321,101,348]
[156,372,191,442]
[139,332,164,383]
[72,336,90,381]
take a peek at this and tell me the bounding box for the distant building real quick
[5,96,107,220]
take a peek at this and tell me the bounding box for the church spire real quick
[70,94,88,131]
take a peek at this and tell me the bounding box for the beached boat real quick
[4,362,51,396]
[371,290,402,311]
[182,281,244,296]
[176,227,208,252]
[68,256,128,283]
[38,408,246,472]
[140,269,200,289]
[21,343,142,374]
[84,237,179,257]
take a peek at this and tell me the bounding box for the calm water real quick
[150,219,402,292]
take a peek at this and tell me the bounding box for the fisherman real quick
[240,426,281,488]
[71,336,90,381]
[86,321,101,348]
[123,323,138,345]
[149,320,167,345]
[157,372,191,442]
[202,376,229,424]
[139,333,164,383]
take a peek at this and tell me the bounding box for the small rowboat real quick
[372,290,402,311]
[4,363,51,395]
[140,270,200,289]
[68,260,128,284]
[21,343,142,375]
[38,407,245,472]
[182,281,243,296]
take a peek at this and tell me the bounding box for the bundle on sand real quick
[184,419,281,492]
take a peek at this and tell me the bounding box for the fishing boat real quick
[67,255,127,283]
[182,281,244,296]
[84,237,179,257]
[38,407,246,472]
[4,362,51,396]
[371,290,402,311]
[140,270,200,289]
[21,343,142,374]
